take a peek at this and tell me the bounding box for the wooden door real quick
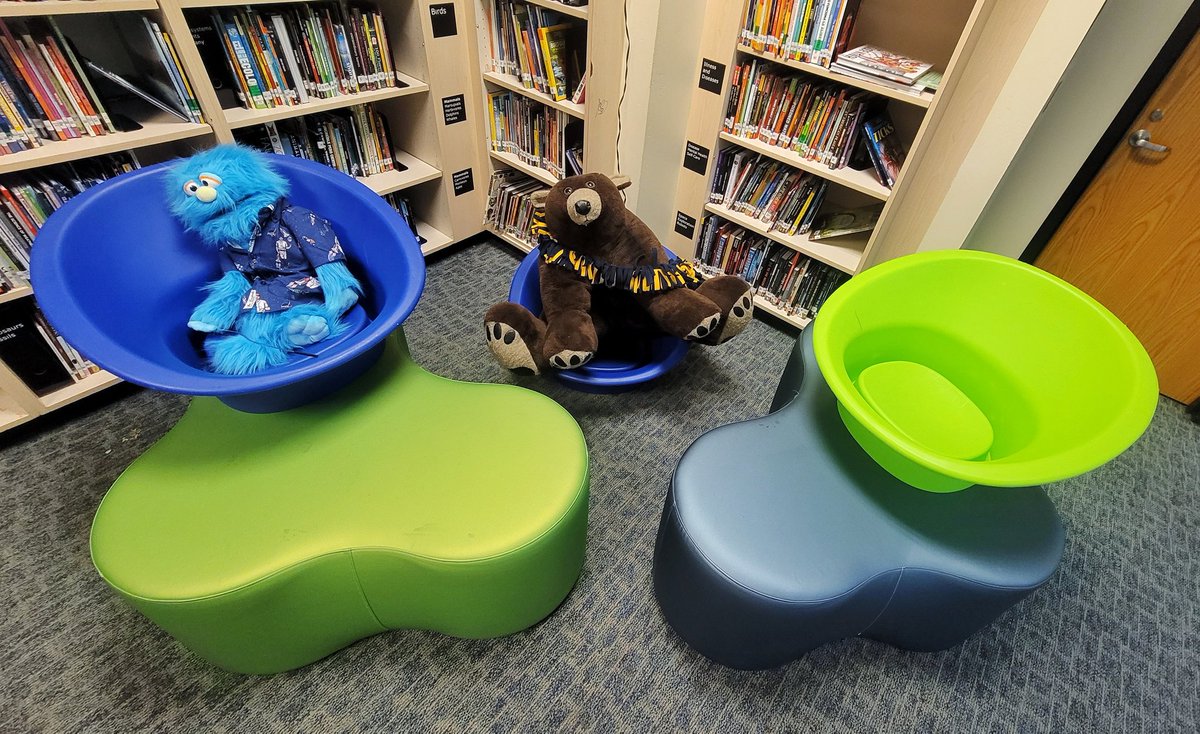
[1036,29,1200,404]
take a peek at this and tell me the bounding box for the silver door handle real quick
[1129,129,1169,152]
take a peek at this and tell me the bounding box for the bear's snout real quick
[566,188,602,226]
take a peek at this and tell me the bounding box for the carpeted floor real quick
[1,241,1196,733]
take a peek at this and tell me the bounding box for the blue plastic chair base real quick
[507,248,689,394]
[652,328,1065,669]
[32,156,425,413]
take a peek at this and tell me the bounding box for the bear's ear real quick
[610,175,632,191]
[530,189,549,212]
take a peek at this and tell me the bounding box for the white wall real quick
[965,0,1193,258]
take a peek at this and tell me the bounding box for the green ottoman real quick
[91,331,588,674]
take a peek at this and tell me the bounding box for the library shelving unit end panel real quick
[664,0,770,261]
[403,1,487,242]
[580,0,622,177]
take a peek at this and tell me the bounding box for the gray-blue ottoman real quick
[652,329,1065,669]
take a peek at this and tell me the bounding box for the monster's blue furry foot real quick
[286,314,330,346]
[207,334,290,375]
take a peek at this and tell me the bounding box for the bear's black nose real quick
[574,200,592,215]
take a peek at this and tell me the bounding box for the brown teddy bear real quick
[485,172,753,374]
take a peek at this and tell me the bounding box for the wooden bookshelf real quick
[471,0,623,253]
[482,71,585,118]
[737,44,935,109]
[0,285,33,305]
[522,0,585,21]
[704,202,865,274]
[488,150,558,186]
[0,0,492,433]
[417,219,455,256]
[752,293,810,330]
[718,132,891,201]
[221,77,428,129]
[38,369,122,409]
[360,149,442,195]
[484,222,534,254]
[667,0,1076,330]
[0,116,212,175]
[0,0,158,17]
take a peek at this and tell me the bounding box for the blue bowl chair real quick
[508,248,690,394]
[30,156,590,674]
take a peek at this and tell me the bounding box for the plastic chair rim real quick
[507,246,690,390]
[30,155,426,397]
[812,249,1159,487]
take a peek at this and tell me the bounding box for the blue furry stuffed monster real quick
[167,145,361,375]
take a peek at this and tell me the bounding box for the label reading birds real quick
[698,59,725,94]
[674,211,697,239]
[683,141,710,175]
[429,3,457,38]
[452,168,474,196]
[442,94,466,125]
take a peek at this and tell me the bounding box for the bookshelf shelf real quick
[718,131,891,201]
[359,149,441,195]
[417,219,454,257]
[0,117,212,175]
[704,202,864,274]
[752,293,811,330]
[522,0,587,21]
[177,0,311,7]
[485,222,534,254]
[489,150,558,186]
[38,369,121,410]
[222,78,428,130]
[0,0,158,17]
[736,44,935,109]
[0,285,33,305]
[483,71,585,118]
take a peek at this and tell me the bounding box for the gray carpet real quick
[2,240,1196,733]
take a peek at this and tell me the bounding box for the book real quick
[861,111,906,188]
[834,44,932,84]
[83,59,189,123]
[809,203,882,239]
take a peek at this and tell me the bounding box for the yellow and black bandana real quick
[531,213,700,294]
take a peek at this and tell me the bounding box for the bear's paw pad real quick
[712,293,754,344]
[687,313,722,341]
[486,321,540,374]
[549,349,593,370]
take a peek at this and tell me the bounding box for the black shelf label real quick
[430,3,457,38]
[674,211,697,239]
[699,58,725,94]
[442,94,466,125]
[683,141,710,175]
[452,168,474,196]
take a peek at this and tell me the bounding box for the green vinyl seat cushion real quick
[91,331,588,674]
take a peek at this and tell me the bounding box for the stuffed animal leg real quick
[486,262,599,373]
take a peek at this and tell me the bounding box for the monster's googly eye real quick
[198,173,222,187]
[183,180,200,196]
[586,181,596,189]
